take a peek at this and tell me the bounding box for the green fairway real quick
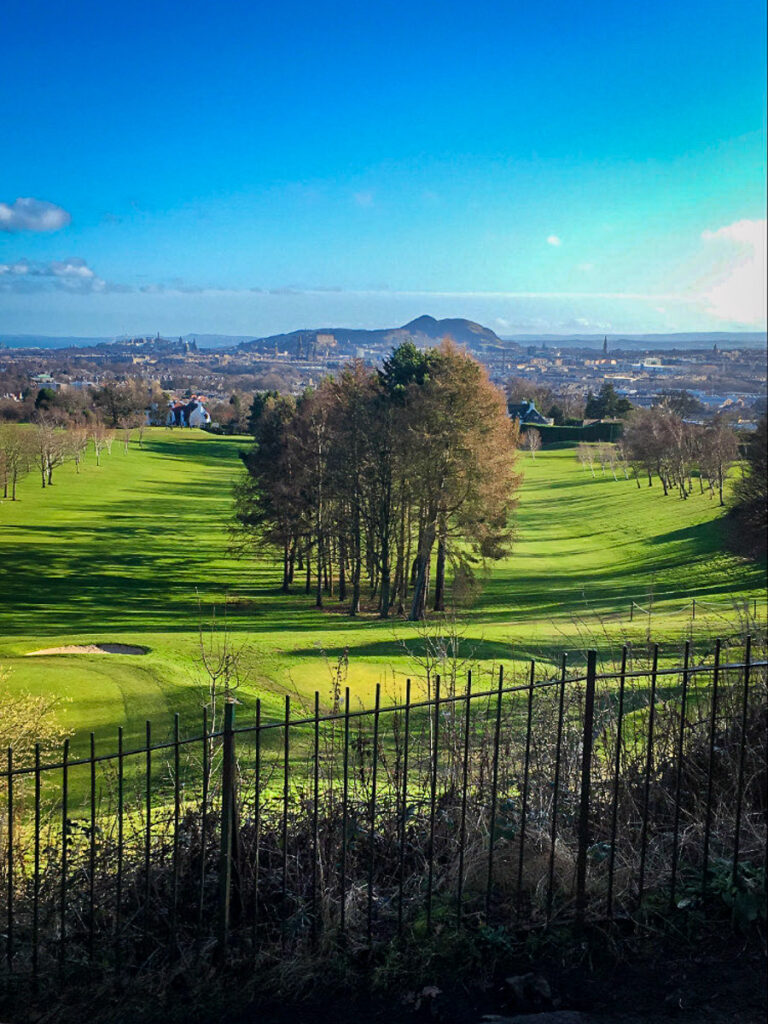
[1,428,764,755]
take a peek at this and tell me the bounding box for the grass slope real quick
[1,429,764,755]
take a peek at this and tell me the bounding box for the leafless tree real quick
[524,428,542,459]
[31,415,69,486]
[0,423,33,499]
[89,420,110,465]
[577,441,596,477]
[68,426,89,472]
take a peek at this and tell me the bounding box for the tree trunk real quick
[315,533,323,608]
[349,509,361,616]
[379,532,391,619]
[433,517,447,612]
[409,524,435,621]
[338,534,347,602]
[350,542,361,616]
[282,540,290,593]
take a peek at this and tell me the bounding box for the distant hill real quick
[238,315,513,357]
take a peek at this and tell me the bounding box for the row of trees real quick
[0,415,127,499]
[2,377,162,427]
[234,343,521,620]
[572,407,741,506]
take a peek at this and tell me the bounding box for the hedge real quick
[519,421,625,444]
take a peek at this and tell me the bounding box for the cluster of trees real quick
[1,371,261,437]
[0,376,163,427]
[584,382,633,420]
[574,406,740,505]
[0,414,135,499]
[234,343,521,620]
[205,391,253,434]
[576,440,630,480]
[505,377,585,424]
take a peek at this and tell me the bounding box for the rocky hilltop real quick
[238,315,518,358]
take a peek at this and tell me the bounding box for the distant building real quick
[167,398,211,428]
[31,373,60,389]
[508,400,554,427]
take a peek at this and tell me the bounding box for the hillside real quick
[238,314,513,357]
[0,429,764,754]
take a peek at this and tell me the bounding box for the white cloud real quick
[699,218,767,325]
[0,197,71,233]
[546,235,562,247]
[0,257,106,292]
[353,190,375,207]
[577,262,594,272]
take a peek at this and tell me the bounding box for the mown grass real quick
[0,428,764,758]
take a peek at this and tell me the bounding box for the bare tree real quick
[524,428,542,459]
[700,421,739,506]
[68,426,89,473]
[0,424,33,499]
[577,441,596,477]
[615,440,631,479]
[31,416,69,487]
[134,414,147,448]
[119,418,133,453]
[195,594,250,790]
[89,420,110,466]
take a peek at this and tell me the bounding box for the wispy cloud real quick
[699,218,767,325]
[546,234,562,247]
[353,190,375,208]
[0,198,71,233]
[0,257,108,292]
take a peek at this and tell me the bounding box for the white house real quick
[167,398,211,427]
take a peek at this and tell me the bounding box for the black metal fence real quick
[1,638,766,1002]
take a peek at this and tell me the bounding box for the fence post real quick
[576,650,597,930]
[218,700,236,951]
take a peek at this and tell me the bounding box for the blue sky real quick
[1,0,765,337]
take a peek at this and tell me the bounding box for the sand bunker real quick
[26,644,148,656]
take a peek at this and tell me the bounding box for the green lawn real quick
[1,428,764,755]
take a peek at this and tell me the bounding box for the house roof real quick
[509,400,553,426]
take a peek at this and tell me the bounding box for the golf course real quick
[1,427,764,756]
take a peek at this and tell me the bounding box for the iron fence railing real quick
[0,637,766,1003]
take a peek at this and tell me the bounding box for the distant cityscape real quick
[1,317,766,429]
